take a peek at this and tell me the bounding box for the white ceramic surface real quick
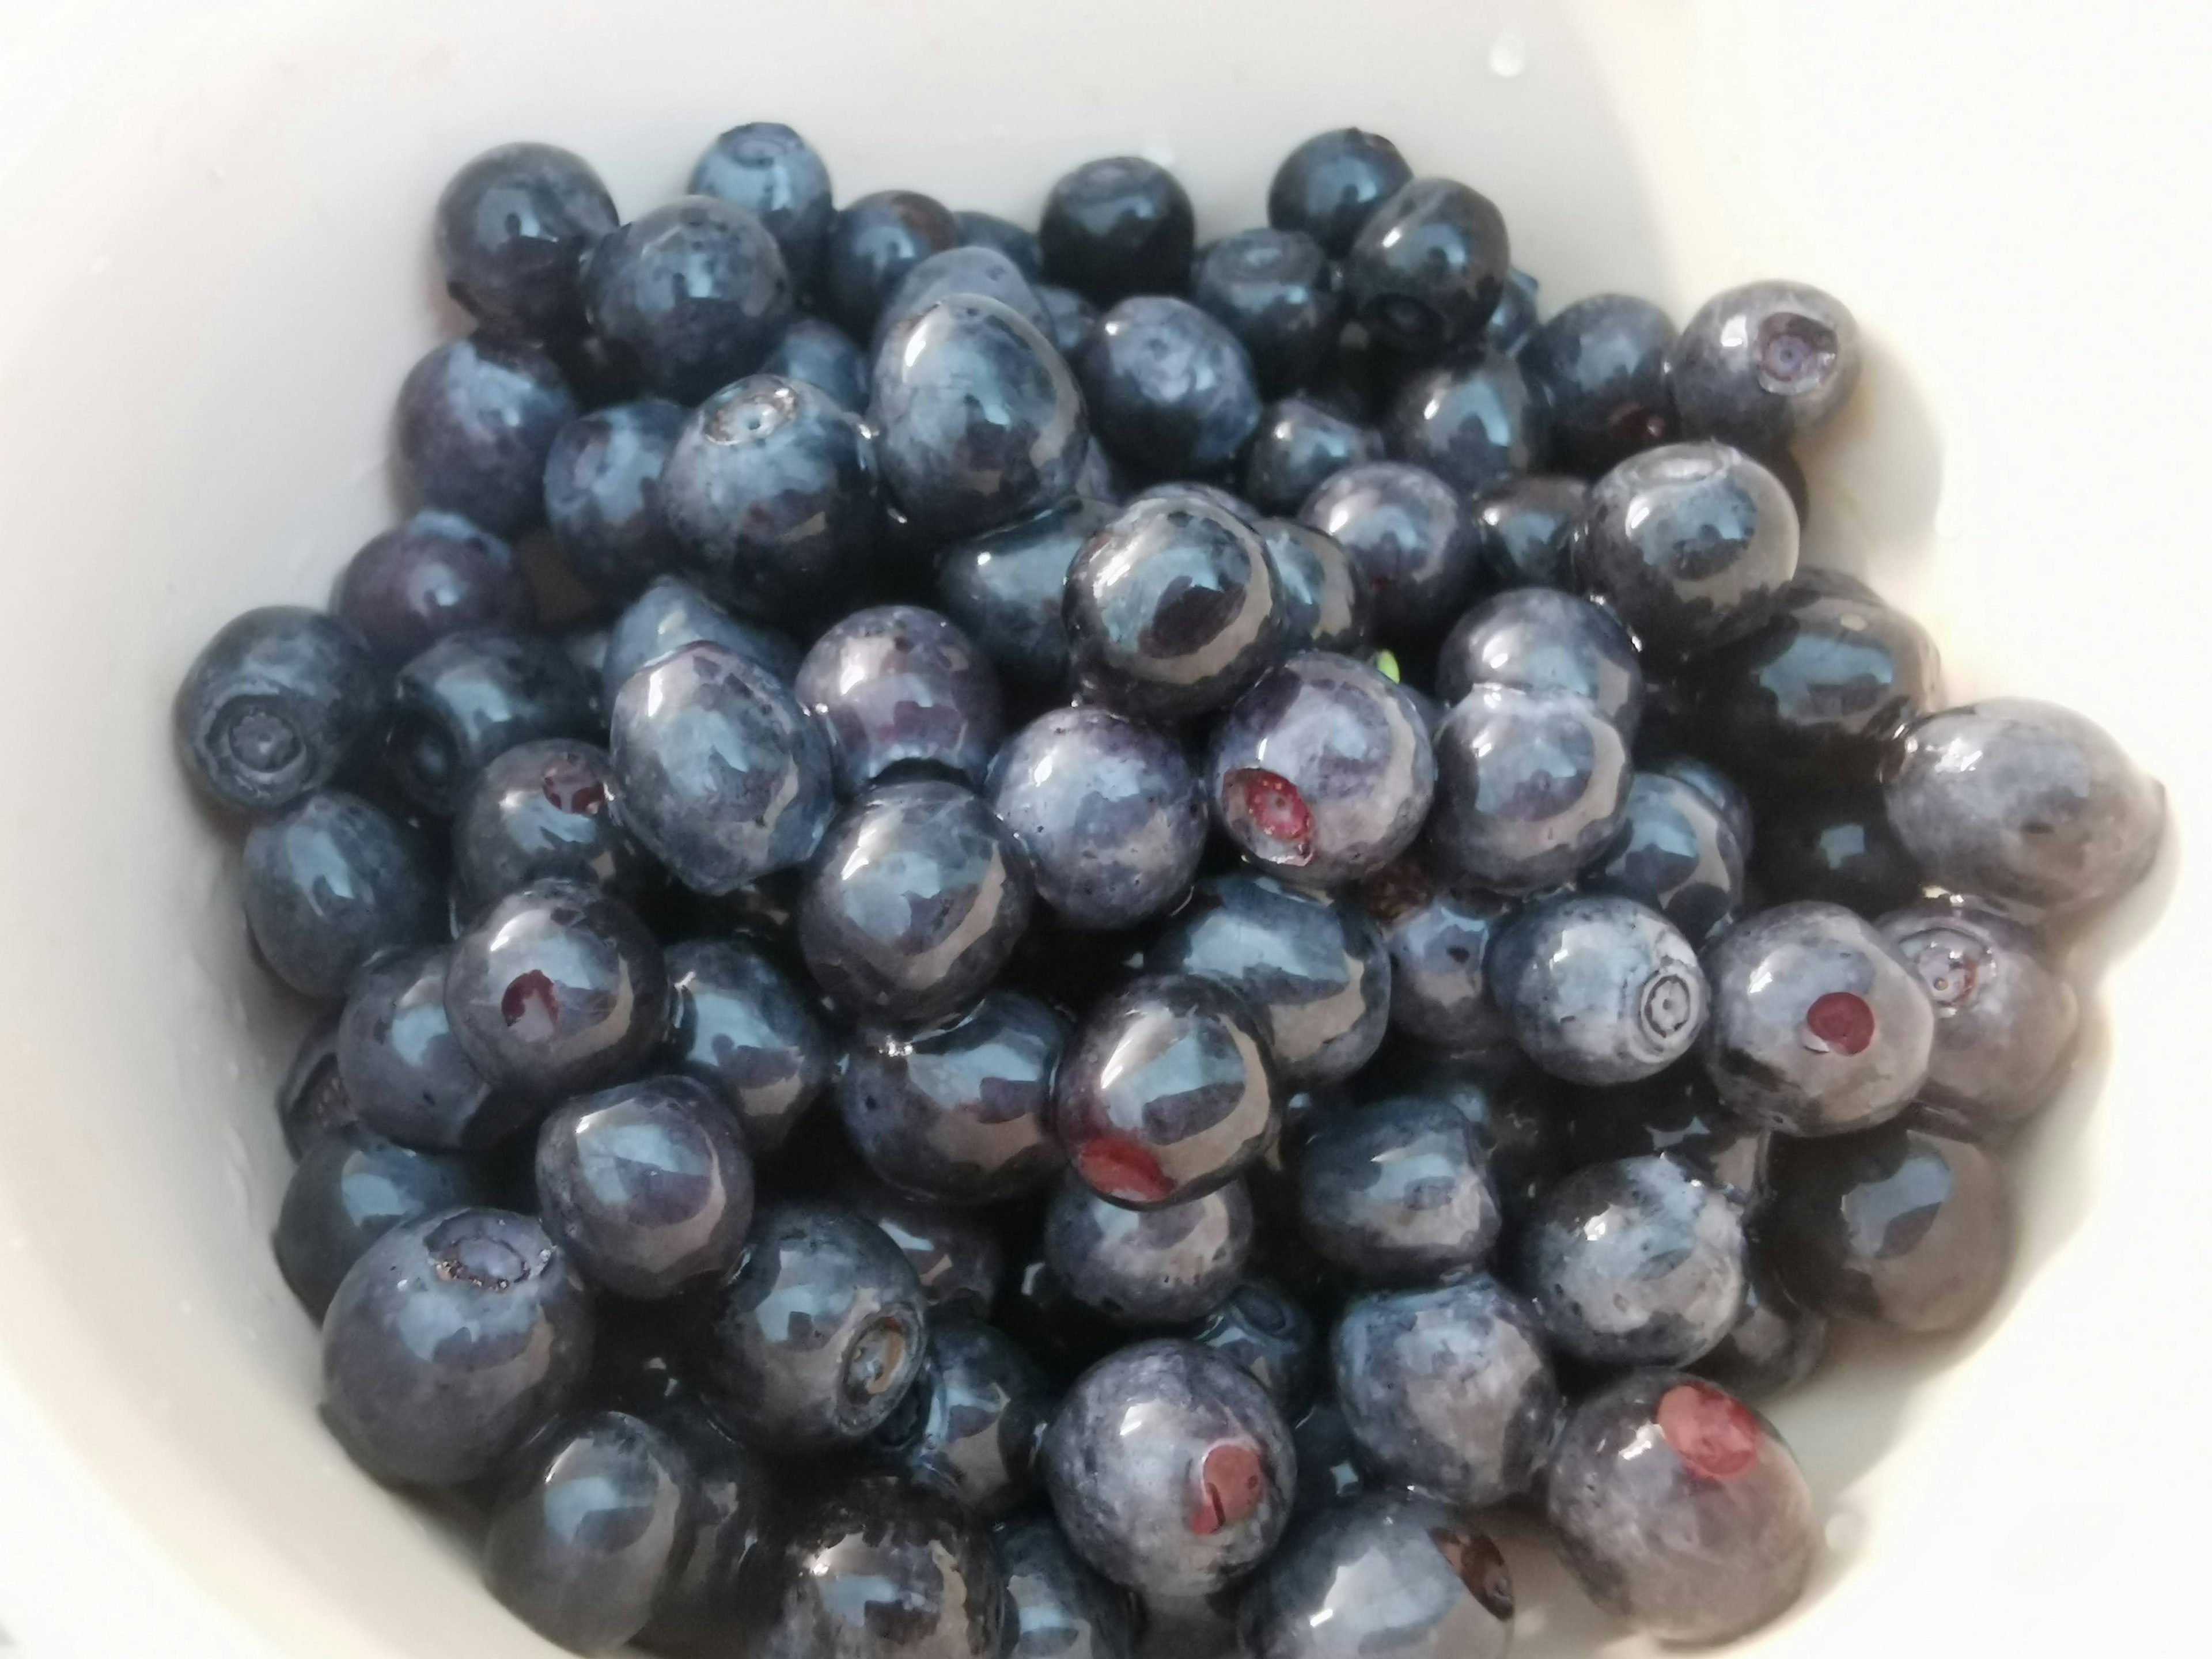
[0,1,2205,1654]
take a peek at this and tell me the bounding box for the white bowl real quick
[0,1,2204,1654]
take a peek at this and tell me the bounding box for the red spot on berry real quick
[1075,1135,1175,1205]
[541,759,607,815]
[1804,990,1875,1055]
[1227,768,1313,863]
[1657,1382,1762,1482]
[1190,1441,1265,1535]
[501,969,559,1030]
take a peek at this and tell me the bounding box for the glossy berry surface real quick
[1078,296,1263,482]
[452,738,655,918]
[387,630,596,814]
[396,334,577,537]
[1545,1372,1816,1643]
[1700,900,1934,1135]
[1518,293,1677,476]
[338,945,521,1150]
[1298,461,1478,639]
[1207,651,1435,886]
[434,141,618,335]
[1192,228,1342,396]
[1484,266,1542,354]
[1331,1274,1557,1509]
[241,791,442,1001]
[1260,520,1372,657]
[1670,279,1863,453]
[1428,685,1633,894]
[1039,156,1195,305]
[794,604,1002,795]
[873,244,1056,353]
[1755,786,1923,915]
[1243,396,1385,517]
[1268,128,1414,257]
[1344,179,1511,359]
[661,937,831,1157]
[1470,472,1588,589]
[633,1404,776,1653]
[1297,1093,1501,1284]
[582,196,794,402]
[333,510,530,665]
[1588,770,1748,944]
[1557,1066,1771,1206]
[840,1175,1007,1319]
[996,1513,1140,1659]
[601,574,801,702]
[1363,863,1517,1055]
[797,779,1033,1026]
[760,315,870,412]
[760,1476,1002,1659]
[821,188,961,338]
[869,1315,1051,1517]
[273,1124,485,1318]
[1694,1264,1828,1402]
[176,607,383,816]
[1435,586,1645,738]
[1190,1279,1318,1415]
[687,121,835,289]
[1044,1178,1253,1326]
[1385,350,1546,495]
[935,497,1116,692]
[957,209,1044,279]
[542,399,690,608]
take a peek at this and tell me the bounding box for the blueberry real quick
[662,938,832,1157]
[1484,267,1542,355]
[1238,1492,1514,1659]
[869,1316,1051,1517]
[760,315,871,413]
[1149,874,1389,1088]
[434,142,618,336]
[1243,396,1386,518]
[1556,1065,1771,1206]
[1468,472,1588,589]
[1517,294,1677,476]
[276,1012,355,1156]
[1191,228,1343,397]
[1298,1093,1501,1285]
[820,189,963,340]
[338,945,524,1149]
[1044,1179,1254,1326]
[1298,462,1479,638]
[175,606,384,816]
[332,510,531,665]
[1268,129,1414,258]
[871,295,1089,543]
[687,122,835,290]
[241,790,442,999]
[1588,771,1748,944]
[321,1207,594,1486]
[839,988,1069,1205]
[1037,282,1103,361]
[1330,1274,1556,1508]
[1361,861,1517,1055]
[445,877,668,1099]
[935,498,1116,692]
[1693,1263,1828,1402]
[1650,752,1756,861]
[1885,698,2164,922]
[1700,900,1934,1135]
[602,575,803,708]
[1768,1123,2011,1331]
[1671,280,1862,452]
[1075,296,1263,483]
[798,779,1033,1026]
[1289,1396,1368,1513]
[988,706,1208,930]
[1052,974,1277,1208]
[760,1476,1002,1659]
[1428,686,1633,893]
[1576,441,1800,662]
[1189,1279,1318,1415]
[696,1200,929,1448]
[995,1513,1141,1659]
[609,642,835,895]
[840,1175,1006,1319]
[1127,479,1263,521]
[1258,519,1372,657]
[1755,785,1922,915]
[1545,1372,1816,1642]
[1208,651,1435,885]
[541,398,689,606]
[634,1404,778,1653]
[795,605,1003,795]
[454,742,653,921]
[582,197,794,403]
[483,1410,695,1653]
[1487,895,1706,1087]
[1385,350,1546,495]
[396,334,577,537]
[873,244,1057,355]
[1877,899,2079,1138]
[1063,495,1284,721]
[1344,179,1510,359]
[956,210,1045,281]
[387,631,597,815]
[1039,157,1195,305]
[273,1125,486,1318]
[535,1075,755,1300]
[1040,1337,1293,1607]
[1436,587,1645,738]
[1362,1058,1559,1227]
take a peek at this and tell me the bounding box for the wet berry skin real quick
[541,399,688,606]
[1768,1123,2012,1332]
[1470,472,1589,589]
[760,315,870,413]
[839,1174,1006,1319]
[321,1206,596,1487]
[1330,1273,1558,1510]
[1589,770,1748,945]
[176,606,384,817]
[868,1315,1051,1517]
[337,945,524,1152]
[760,1475,1003,1659]
[838,988,1070,1205]
[1040,156,1195,305]
[1038,282,1103,361]
[1190,1279,1319,1416]
[1436,586,1645,740]
[1054,972,1278,1209]
[820,189,962,340]
[1192,228,1343,396]
[273,1124,486,1319]
[1044,1177,1254,1327]
[1344,179,1512,360]
[661,937,832,1157]
[936,497,1118,692]
[241,790,444,1001]
[995,1512,1141,1659]
[1428,685,1634,895]
[1694,1263,1828,1402]
[1268,128,1415,258]
[277,1013,356,1157]
[1238,1491,1514,1659]
[1207,651,1435,887]
[1077,296,1264,482]
[1298,461,1479,639]
[1521,1155,1748,1367]
[631,1402,778,1653]
[1756,785,1923,916]
[1700,900,1934,1136]
[957,209,1045,281]
[1575,441,1800,663]
[1039,1337,1294,1608]
[1243,395,1386,518]
[332,510,531,666]
[1064,495,1285,722]
[1261,519,1372,657]
[533,1075,755,1300]
[608,642,836,896]
[1362,862,1517,1056]
[601,574,802,703]
[1670,279,1863,453]
[1288,1396,1368,1514]
[444,877,669,1100]
[1877,899,2079,1138]
[396,333,578,537]
[797,779,1033,1027]
[695,1200,930,1449]
[1556,1065,1771,1207]
[872,244,1059,355]
[1885,698,2164,923]
[1545,1371,1817,1643]
[1297,1093,1501,1285]
[452,738,657,919]
[794,604,1002,796]
[1150,873,1389,1088]
[387,630,597,815]
[989,706,1208,931]
[1385,349,1547,495]
[582,196,795,403]
[1653,753,1756,859]
[433,141,618,335]
[1517,293,1678,476]
[687,120,835,290]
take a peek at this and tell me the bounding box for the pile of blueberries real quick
[175,118,2165,1659]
